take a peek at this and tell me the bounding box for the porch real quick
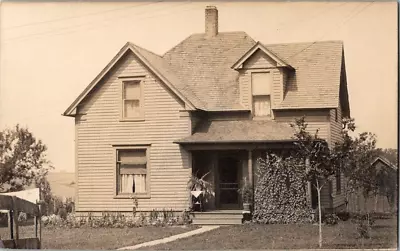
[174,119,319,225]
[188,148,293,225]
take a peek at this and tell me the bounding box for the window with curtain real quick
[123,80,142,118]
[117,149,147,194]
[251,72,272,117]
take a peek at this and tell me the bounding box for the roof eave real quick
[231,41,293,70]
[62,42,132,117]
[174,139,296,145]
[372,156,397,170]
[62,42,199,117]
[127,43,198,111]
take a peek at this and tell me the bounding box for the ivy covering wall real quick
[253,154,313,224]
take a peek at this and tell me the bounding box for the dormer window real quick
[251,72,272,117]
[122,78,143,119]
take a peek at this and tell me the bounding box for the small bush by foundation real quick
[41,209,192,228]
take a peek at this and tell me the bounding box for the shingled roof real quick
[163,31,256,110]
[175,120,295,144]
[265,41,344,110]
[161,34,346,112]
[64,6,349,116]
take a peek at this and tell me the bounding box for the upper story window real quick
[122,79,143,119]
[251,72,272,117]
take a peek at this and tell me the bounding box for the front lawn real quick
[0,225,197,250]
[142,217,397,250]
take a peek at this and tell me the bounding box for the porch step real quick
[191,210,243,225]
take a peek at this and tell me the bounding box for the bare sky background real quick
[0,1,397,172]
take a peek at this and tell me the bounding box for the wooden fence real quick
[0,195,41,249]
[347,190,397,213]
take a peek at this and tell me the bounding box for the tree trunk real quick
[316,179,322,248]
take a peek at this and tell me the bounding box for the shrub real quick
[42,210,191,228]
[351,213,375,239]
[58,208,68,220]
[336,211,350,221]
[323,213,339,225]
[253,154,312,224]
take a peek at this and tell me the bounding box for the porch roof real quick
[175,120,295,144]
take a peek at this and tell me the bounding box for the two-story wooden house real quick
[63,6,350,224]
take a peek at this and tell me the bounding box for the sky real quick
[0,1,397,172]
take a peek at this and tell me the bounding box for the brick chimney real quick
[205,6,218,38]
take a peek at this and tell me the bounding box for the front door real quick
[218,156,241,209]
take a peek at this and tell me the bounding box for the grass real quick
[142,217,397,250]
[0,225,197,250]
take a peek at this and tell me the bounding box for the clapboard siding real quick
[271,69,281,108]
[75,51,191,212]
[274,109,330,142]
[330,106,343,145]
[243,49,277,69]
[239,71,250,108]
[329,104,345,209]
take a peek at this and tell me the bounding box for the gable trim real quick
[63,42,196,117]
[231,41,294,70]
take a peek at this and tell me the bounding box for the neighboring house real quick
[63,6,350,223]
[347,156,397,213]
[371,156,398,172]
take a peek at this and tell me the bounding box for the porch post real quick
[248,150,253,186]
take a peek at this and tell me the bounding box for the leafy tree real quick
[331,118,380,211]
[0,125,53,192]
[290,117,334,248]
[35,175,53,215]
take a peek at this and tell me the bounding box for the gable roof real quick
[231,41,293,70]
[372,156,398,170]
[163,34,347,112]
[63,42,205,116]
[64,32,349,115]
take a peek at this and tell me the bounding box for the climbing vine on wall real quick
[253,153,313,224]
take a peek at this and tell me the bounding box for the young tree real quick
[331,118,380,212]
[0,124,53,192]
[290,117,334,248]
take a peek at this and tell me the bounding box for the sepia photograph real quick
[0,0,398,250]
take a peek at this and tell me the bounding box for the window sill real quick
[119,118,145,122]
[114,194,150,199]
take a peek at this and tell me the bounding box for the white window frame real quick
[250,70,274,119]
[113,145,151,199]
[120,77,145,121]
